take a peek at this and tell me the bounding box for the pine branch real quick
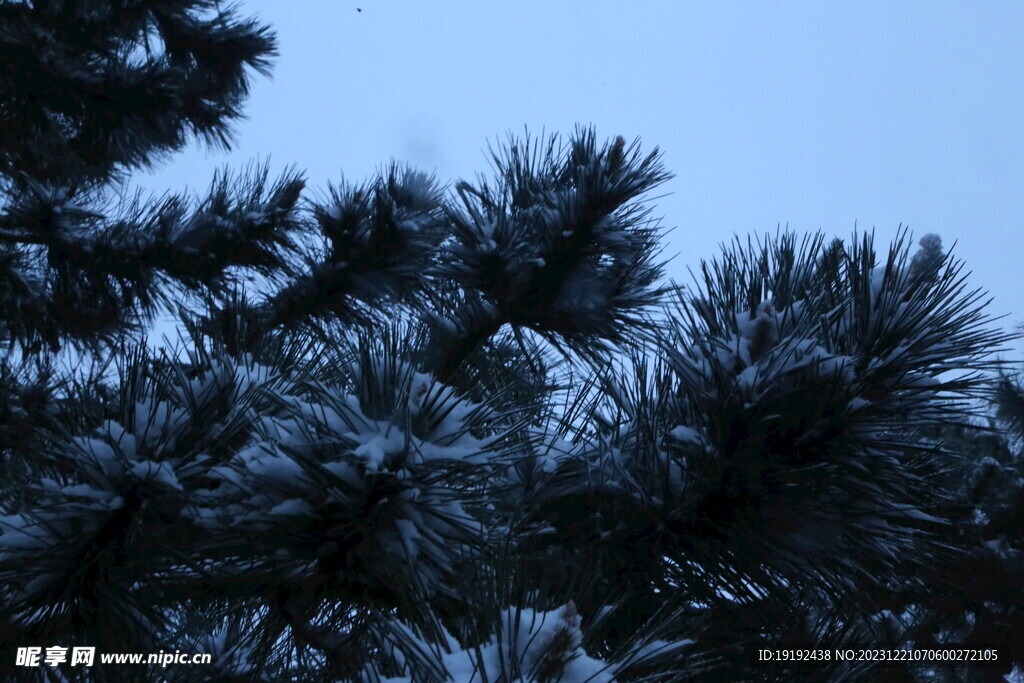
[0,0,277,186]
[260,165,446,332]
[427,128,672,379]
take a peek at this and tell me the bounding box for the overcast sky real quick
[141,0,1024,346]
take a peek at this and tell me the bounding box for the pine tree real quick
[0,0,300,350]
[0,0,298,673]
[1,3,1021,682]
[895,370,1024,680]
[0,0,300,474]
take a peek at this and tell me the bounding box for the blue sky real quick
[142,0,1024,343]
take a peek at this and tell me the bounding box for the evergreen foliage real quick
[1,2,1021,681]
